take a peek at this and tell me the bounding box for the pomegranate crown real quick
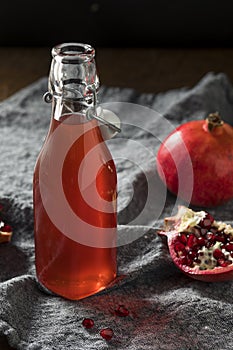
[206,112,224,132]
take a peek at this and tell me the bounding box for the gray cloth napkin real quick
[1,72,233,350]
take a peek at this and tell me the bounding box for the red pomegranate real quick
[157,112,233,207]
[159,206,233,282]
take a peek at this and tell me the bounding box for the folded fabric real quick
[1,72,233,350]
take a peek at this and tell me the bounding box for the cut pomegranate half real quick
[159,206,233,282]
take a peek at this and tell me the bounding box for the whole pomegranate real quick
[157,112,233,207]
[159,206,233,282]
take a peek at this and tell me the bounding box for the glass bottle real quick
[33,43,117,300]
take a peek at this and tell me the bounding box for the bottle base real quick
[36,273,117,300]
[36,278,58,296]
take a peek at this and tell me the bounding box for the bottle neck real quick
[48,43,99,121]
[51,96,93,122]
[46,43,120,136]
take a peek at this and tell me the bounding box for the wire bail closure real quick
[43,84,121,134]
[43,91,53,103]
[86,85,121,134]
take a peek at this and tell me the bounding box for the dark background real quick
[2,0,233,47]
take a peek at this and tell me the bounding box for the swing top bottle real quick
[33,43,117,300]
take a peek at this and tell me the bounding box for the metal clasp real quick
[87,85,121,134]
[43,91,53,103]
[43,85,121,134]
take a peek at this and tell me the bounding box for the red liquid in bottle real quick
[33,114,117,300]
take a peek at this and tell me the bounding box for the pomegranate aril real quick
[206,241,214,248]
[179,257,191,266]
[193,227,201,237]
[217,259,229,267]
[82,318,94,329]
[206,232,215,243]
[200,228,208,236]
[214,235,225,243]
[185,257,194,266]
[100,328,114,341]
[179,256,188,265]
[213,249,225,260]
[197,237,206,246]
[225,242,233,252]
[210,227,218,234]
[115,305,129,317]
[177,233,187,244]
[188,250,197,260]
[187,234,198,249]
[199,213,214,229]
[174,242,185,253]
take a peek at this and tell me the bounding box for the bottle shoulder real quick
[34,115,115,171]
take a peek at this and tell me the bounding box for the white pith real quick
[176,207,206,232]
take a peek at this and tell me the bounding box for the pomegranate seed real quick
[186,257,194,266]
[187,234,198,249]
[217,259,229,267]
[206,241,214,248]
[174,242,185,253]
[199,213,214,229]
[179,256,188,265]
[177,233,187,244]
[193,227,201,237]
[188,250,197,260]
[197,237,206,246]
[82,318,94,329]
[210,227,218,234]
[115,305,129,317]
[225,243,233,252]
[206,232,215,242]
[193,257,201,264]
[1,225,12,232]
[200,228,208,236]
[215,235,225,243]
[213,249,225,260]
[100,328,114,341]
[178,250,187,258]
